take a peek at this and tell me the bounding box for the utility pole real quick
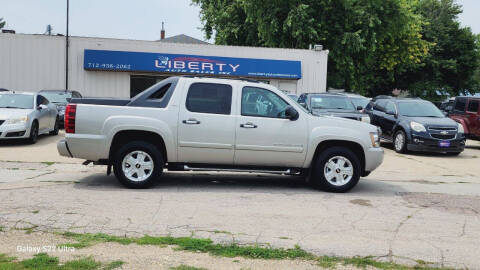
[65,0,69,90]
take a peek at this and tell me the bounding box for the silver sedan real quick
[0,92,59,143]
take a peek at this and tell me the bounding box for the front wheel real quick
[49,117,59,135]
[28,121,39,144]
[393,130,407,153]
[310,146,361,192]
[113,141,164,188]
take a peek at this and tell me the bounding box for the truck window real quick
[241,87,289,118]
[467,100,479,113]
[186,83,232,115]
[453,98,467,114]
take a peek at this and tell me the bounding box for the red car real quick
[449,97,480,140]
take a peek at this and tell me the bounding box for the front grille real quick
[431,134,456,140]
[428,127,457,131]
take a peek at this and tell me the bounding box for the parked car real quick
[297,93,371,123]
[58,76,384,192]
[39,90,82,125]
[365,97,465,154]
[0,92,59,143]
[448,96,480,140]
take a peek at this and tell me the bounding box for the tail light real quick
[64,104,77,133]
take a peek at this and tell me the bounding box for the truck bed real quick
[69,98,130,106]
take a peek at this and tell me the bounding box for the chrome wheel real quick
[323,156,354,186]
[394,132,405,151]
[121,151,154,182]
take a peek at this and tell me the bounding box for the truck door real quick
[177,82,236,164]
[466,99,479,136]
[234,86,308,167]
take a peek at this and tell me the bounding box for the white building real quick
[0,33,328,98]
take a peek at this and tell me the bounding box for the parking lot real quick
[1,133,480,269]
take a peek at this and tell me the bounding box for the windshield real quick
[0,94,34,109]
[310,96,355,110]
[397,101,445,117]
[41,92,72,103]
[350,97,370,109]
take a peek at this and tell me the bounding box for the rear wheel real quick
[28,121,39,144]
[393,130,407,153]
[310,146,361,192]
[113,141,164,188]
[49,117,59,135]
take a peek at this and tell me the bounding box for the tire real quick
[393,130,408,153]
[112,141,164,188]
[49,117,59,135]
[28,121,39,144]
[310,146,361,192]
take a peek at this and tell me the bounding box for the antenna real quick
[45,24,53,35]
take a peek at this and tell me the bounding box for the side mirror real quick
[37,104,46,110]
[285,106,299,121]
[356,106,363,111]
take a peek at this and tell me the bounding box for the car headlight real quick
[410,121,426,132]
[360,116,370,123]
[5,116,28,124]
[457,123,464,134]
[369,132,380,147]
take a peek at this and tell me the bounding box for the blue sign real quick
[84,49,302,79]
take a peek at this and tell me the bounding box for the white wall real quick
[0,34,328,97]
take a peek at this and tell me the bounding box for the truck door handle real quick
[240,122,257,128]
[182,118,201,125]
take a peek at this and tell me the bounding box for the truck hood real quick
[0,108,32,120]
[405,116,458,128]
[309,114,377,133]
[311,109,365,120]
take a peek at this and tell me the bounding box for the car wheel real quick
[49,117,59,135]
[393,130,407,153]
[113,141,164,188]
[28,121,39,144]
[310,146,361,192]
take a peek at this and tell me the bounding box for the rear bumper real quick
[57,139,73,157]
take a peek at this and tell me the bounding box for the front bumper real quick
[364,147,384,174]
[0,123,29,139]
[407,134,465,153]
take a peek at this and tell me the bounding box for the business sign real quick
[84,49,302,79]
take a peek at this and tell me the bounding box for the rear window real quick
[467,100,479,113]
[186,83,232,115]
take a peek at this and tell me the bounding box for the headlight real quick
[410,121,426,132]
[457,123,464,134]
[5,116,28,124]
[369,132,380,147]
[360,116,370,123]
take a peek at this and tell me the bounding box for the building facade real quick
[0,34,328,98]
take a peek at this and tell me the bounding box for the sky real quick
[1,0,479,42]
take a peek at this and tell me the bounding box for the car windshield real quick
[0,94,34,109]
[310,95,355,110]
[41,92,72,103]
[350,97,370,109]
[397,101,445,117]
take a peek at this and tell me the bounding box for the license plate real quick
[439,140,450,148]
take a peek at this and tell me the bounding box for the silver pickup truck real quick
[58,77,383,192]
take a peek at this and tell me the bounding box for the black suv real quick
[297,93,371,123]
[365,97,465,154]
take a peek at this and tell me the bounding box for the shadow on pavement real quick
[73,171,403,196]
[0,134,60,147]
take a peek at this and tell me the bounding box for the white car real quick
[0,92,59,143]
[58,77,383,192]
